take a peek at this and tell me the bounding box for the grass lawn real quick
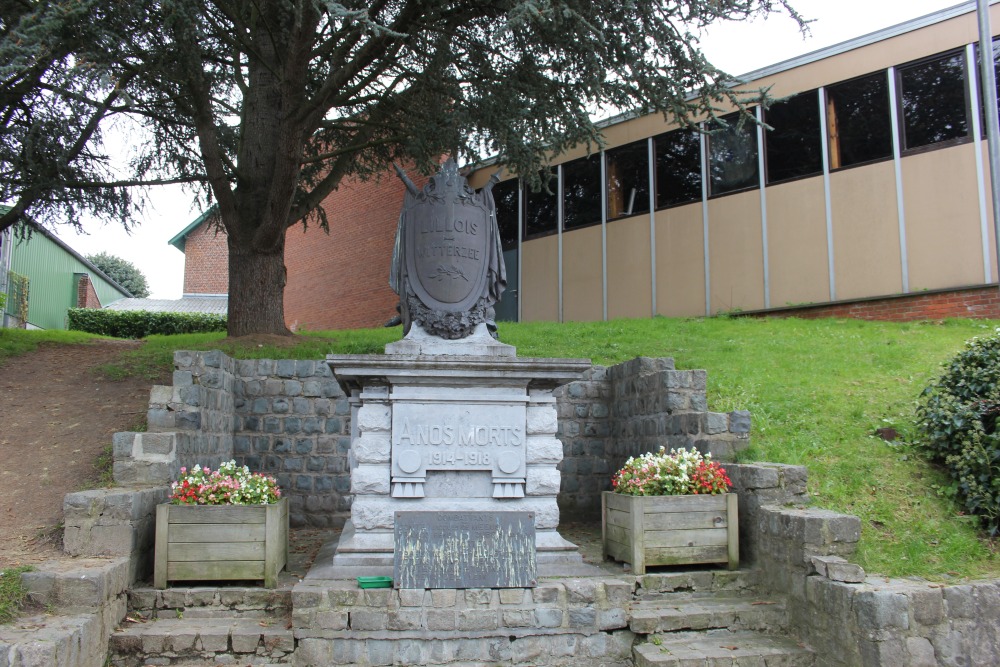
[3,317,999,579]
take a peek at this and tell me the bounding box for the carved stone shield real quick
[403,172,492,313]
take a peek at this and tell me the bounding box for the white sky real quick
[57,0,964,299]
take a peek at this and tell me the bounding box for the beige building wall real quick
[607,216,653,319]
[562,225,603,322]
[766,178,831,307]
[829,161,904,301]
[655,205,705,317]
[707,192,766,313]
[904,143,988,290]
[468,6,1000,323]
[520,235,558,321]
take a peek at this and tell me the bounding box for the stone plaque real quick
[390,402,527,498]
[394,511,536,589]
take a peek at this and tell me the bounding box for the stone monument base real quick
[327,337,591,581]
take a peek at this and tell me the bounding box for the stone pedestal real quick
[327,333,589,569]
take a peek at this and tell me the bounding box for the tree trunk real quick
[226,234,291,337]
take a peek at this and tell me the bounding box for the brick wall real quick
[76,274,103,308]
[284,172,426,331]
[182,219,229,295]
[178,171,424,329]
[745,284,1000,321]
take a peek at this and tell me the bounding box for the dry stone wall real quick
[112,351,759,526]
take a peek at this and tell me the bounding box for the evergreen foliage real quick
[67,308,226,338]
[917,328,1000,535]
[86,252,150,298]
[2,1,803,335]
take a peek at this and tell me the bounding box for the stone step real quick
[0,608,111,667]
[634,569,758,596]
[128,585,292,618]
[108,616,294,666]
[629,594,788,635]
[633,630,815,667]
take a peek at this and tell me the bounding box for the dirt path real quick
[0,340,169,568]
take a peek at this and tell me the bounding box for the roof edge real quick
[168,205,219,252]
[8,221,134,299]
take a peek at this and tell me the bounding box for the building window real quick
[825,72,892,169]
[562,155,602,230]
[606,139,650,220]
[492,179,519,251]
[897,50,969,151]
[654,128,702,208]
[524,171,558,239]
[765,91,823,183]
[708,111,759,196]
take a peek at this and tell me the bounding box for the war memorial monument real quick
[325,159,591,587]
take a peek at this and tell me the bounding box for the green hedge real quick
[916,327,1000,535]
[67,308,227,338]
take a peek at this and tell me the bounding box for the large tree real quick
[2,0,802,336]
[86,252,151,298]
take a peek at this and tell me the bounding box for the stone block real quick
[364,588,394,607]
[458,609,498,630]
[399,589,427,607]
[526,405,558,435]
[526,467,561,496]
[534,608,564,628]
[855,590,910,632]
[729,409,751,433]
[353,433,391,464]
[351,465,390,495]
[350,609,387,631]
[388,609,423,630]
[499,588,526,605]
[431,589,457,607]
[525,437,563,464]
[532,583,562,604]
[602,579,633,605]
[198,627,230,652]
[465,588,493,606]
[230,627,261,653]
[358,404,391,432]
[563,578,597,603]
[568,607,597,628]
[502,608,535,627]
[598,608,628,630]
[426,609,456,631]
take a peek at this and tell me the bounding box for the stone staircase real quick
[104,568,818,666]
[108,585,295,666]
[629,570,815,667]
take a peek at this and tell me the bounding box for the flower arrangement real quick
[611,446,731,496]
[170,460,281,505]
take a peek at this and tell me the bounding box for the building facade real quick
[173,4,1000,330]
[469,2,1000,323]
[0,222,131,329]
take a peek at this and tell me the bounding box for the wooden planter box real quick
[602,491,738,575]
[154,498,288,589]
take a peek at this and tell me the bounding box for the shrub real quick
[916,327,1000,534]
[67,308,227,338]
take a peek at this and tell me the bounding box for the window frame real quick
[605,138,652,222]
[652,126,704,211]
[560,154,603,233]
[894,48,973,155]
[824,70,896,174]
[521,171,559,241]
[707,110,761,199]
[763,89,824,186]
